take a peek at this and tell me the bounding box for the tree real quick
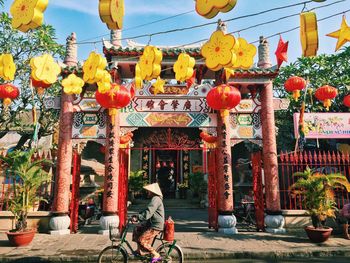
[273,46,350,151]
[0,12,65,149]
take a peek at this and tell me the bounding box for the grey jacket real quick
[138,195,165,231]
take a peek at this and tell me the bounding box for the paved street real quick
[1,205,350,262]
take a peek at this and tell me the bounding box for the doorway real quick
[154,150,177,198]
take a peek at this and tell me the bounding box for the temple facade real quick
[49,28,288,235]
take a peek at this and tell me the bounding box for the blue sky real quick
[2,0,350,65]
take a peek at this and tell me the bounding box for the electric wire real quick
[75,0,320,45]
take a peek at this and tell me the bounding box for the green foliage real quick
[128,170,146,192]
[0,149,52,231]
[290,167,350,228]
[189,172,207,196]
[273,46,350,151]
[0,12,65,146]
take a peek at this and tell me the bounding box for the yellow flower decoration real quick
[10,0,48,32]
[134,63,143,89]
[83,52,107,84]
[232,38,257,69]
[62,74,85,95]
[173,53,195,82]
[138,46,162,81]
[30,54,61,84]
[153,77,165,95]
[97,70,112,94]
[196,0,237,19]
[99,0,124,30]
[0,54,16,81]
[201,30,237,71]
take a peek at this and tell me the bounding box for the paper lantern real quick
[300,12,319,57]
[326,15,350,51]
[232,38,257,69]
[201,30,237,71]
[200,131,217,144]
[10,0,48,32]
[120,132,133,144]
[83,52,107,84]
[30,54,61,85]
[315,85,338,110]
[156,161,161,169]
[173,53,195,82]
[284,76,307,101]
[206,84,241,117]
[95,83,131,124]
[343,95,350,108]
[0,83,19,108]
[0,54,16,81]
[62,74,85,95]
[196,0,237,19]
[99,0,124,30]
[138,46,162,81]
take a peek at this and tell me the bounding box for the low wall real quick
[0,211,51,233]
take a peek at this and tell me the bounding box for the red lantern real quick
[31,77,51,95]
[96,83,131,123]
[169,161,175,168]
[162,161,167,167]
[315,85,338,110]
[0,84,20,108]
[343,95,350,108]
[206,84,241,117]
[200,131,217,144]
[120,132,133,144]
[156,161,161,169]
[284,76,306,101]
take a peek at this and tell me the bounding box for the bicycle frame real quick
[112,220,178,260]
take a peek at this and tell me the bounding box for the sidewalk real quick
[1,230,350,262]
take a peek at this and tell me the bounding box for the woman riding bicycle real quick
[132,183,164,263]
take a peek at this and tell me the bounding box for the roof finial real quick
[111,30,122,47]
[257,36,272,69]
[217,19,227,34]
[64,32,77,67]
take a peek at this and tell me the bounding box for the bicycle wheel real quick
[156,243,183,263]
[98,245,128,263]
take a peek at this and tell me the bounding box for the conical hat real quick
[143,183,163,197]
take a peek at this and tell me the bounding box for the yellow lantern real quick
[196,0,237,19]
[134,63,143,89]
[326,16,350,51]
[173,53,195,82]
[62,74,85,95]
[300,12,319,57]
[82,52,108,84]
[0,54,16,81]
[30,54,61,85]
[99,0,124,30]
[138,46,163,81]
[10,0,48,32]
[232,38,257,69]
[201,30,237,71]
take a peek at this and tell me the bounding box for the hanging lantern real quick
[343,94,350,108]
[315,85,338,110]
[284,76,307,101]
[120,132,133,144]
[0,83,20,108]
[95,83,131,124]
[300,12,319,57]
[200,131,217,148]
[206,84,241,117]
[156,161,161,169]
[169,161,175,168]
[162,161,167,167]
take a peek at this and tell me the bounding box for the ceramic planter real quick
[304,226,333,243]
[6,229,36,247]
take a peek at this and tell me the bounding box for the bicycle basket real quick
[109,224,120,241]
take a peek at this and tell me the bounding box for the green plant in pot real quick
[290,167,350,243]
[0,149,52,246]
[128,170,146,201]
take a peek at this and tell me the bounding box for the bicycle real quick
[98,218,184,263]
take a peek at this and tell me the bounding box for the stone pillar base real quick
[49,214,70,235]
[99,215,119,235]
[218,214,238,235]
[265,214,286,234]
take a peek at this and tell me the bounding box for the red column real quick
[52,92,74,214]
[260,82,281,212]
[216,114,234,213]
[102,113,120,215]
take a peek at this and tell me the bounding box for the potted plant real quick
[177,183,188,199]
[0,149,52,246]
[128,170,146,202]
[290,167,350,243]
